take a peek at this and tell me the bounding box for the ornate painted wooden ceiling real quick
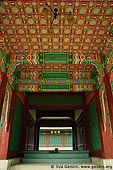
[0,0,113,92]
[0,0,113,53]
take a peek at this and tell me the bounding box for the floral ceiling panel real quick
[0,0,112,53]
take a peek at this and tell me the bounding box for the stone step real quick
[23,150,90,163]
[9,163,104,170]
[23,150,89,154]
[24,153,89,159]
[22,157,91,163]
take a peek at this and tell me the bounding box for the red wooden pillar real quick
[104,73,113,131]
[83,94,92,152]
[0,90,16,159]
[0,71,8,155]
[0,71,8,118]
[95,90,113,158]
